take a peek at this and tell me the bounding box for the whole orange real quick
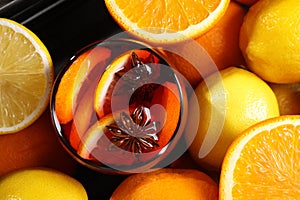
[196,1,247,70]
[0,109,77,177]
[110,168,218,200]
[160,1,247,88]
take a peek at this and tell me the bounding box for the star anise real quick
[123,52,153,83]
[106,106,160,159]
[114,52,160,94]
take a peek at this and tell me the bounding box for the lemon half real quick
[0,18,54,134]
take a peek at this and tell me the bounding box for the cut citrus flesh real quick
[77,113,114,160]
[0,18,53,134]
[94,52,130,119]
[94,49,160,118]
[105,0,230,43]
[69,84,98,150]
[151,82,181,148]
[55,46,111,124]
[220,115,300,199]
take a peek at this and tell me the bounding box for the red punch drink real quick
[51,38,188,174]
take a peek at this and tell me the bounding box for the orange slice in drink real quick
[77,113,114,161]
[219,115,300,199]
[69,84,98,150]
[104,0,230,43]
[55,46,111,124]
[93,52,130,119]
[94,50,160,119]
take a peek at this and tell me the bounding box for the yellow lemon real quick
[269,82,300,115]
[239,0,300,83]
[0,168,88,200]
[187,66,280,171]
[0,18,54,134]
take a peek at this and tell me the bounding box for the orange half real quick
[219,115,300,199]
[105,0,230,43]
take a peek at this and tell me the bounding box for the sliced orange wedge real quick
[94,49,160,118]
[77,113,114,160]
[152,82,181,148]
[94,52,130,119]
[220,115,300,199]
[69,82,98,150]
[105,0,230,43]
[77,111,149,167]
[55,46,111,124]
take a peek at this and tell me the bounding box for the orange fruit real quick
[219,115,300,199]
[269,82,300,115]
[0,110,77,177]
[159,1,247,88]
[196,1,247,70]
[104,0,230,43]
[110,168,218,200]
[55,46,111,124]
[0,18,54,134]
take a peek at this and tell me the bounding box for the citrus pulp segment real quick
[54,46,111,124]
[0,18,53,134]
[220,115,300,199]
[77,113,114,160]
[104,0,230,43]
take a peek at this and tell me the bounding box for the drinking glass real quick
[50,37,189,174]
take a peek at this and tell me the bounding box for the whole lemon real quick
[239,0,300,83]
[0,168,88,200]
[187,67,280,171]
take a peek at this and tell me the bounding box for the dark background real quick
[1,0,128,199]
